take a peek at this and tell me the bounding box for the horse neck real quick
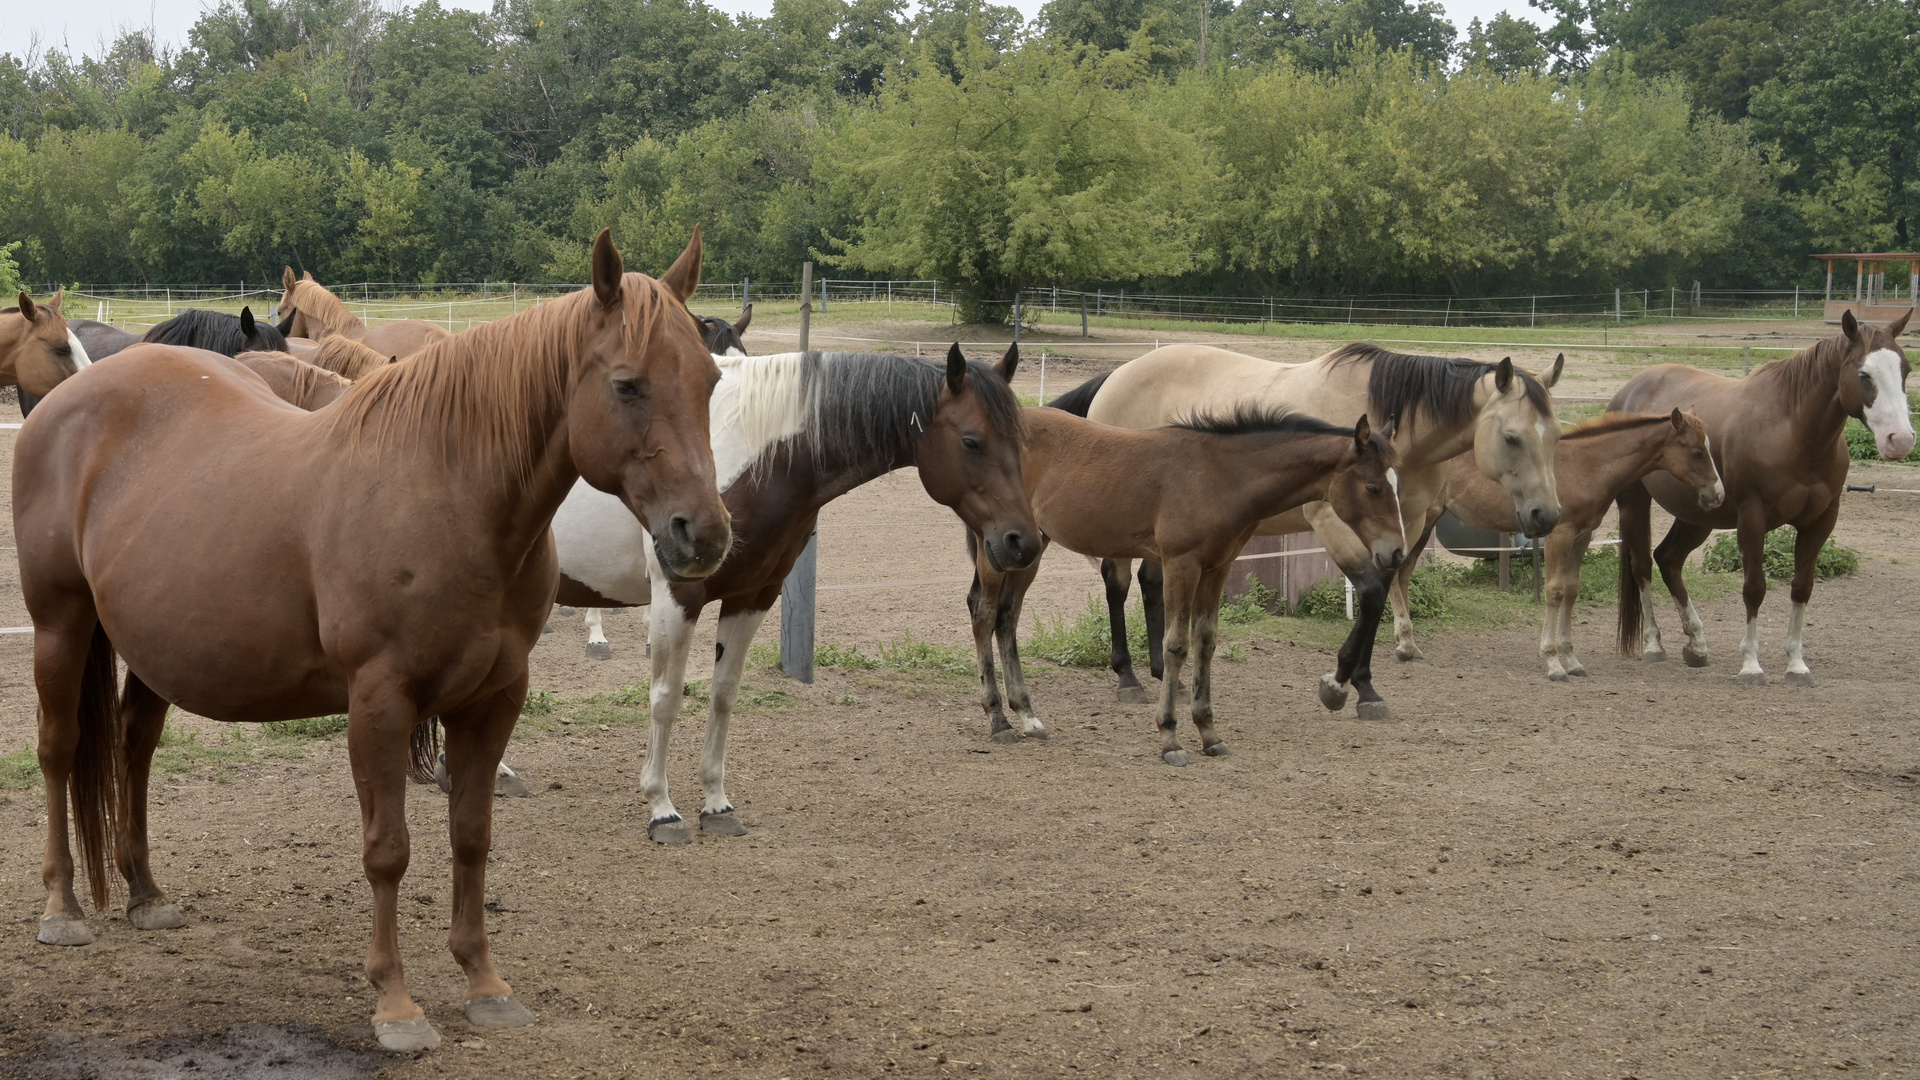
[1561,420,1675,502]
[1233,432,1349,514]
[300,286,365,337]
[1769,343,1853,442]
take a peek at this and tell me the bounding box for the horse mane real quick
[1326,342,1552,429]
[313,336,394,380]
[143,309,287,355]
[235,350,355,410]
[1172,406,1352,440]
[719,351,1025,479]
[289,277,367,337]
[1753,332,1860,400]
[1562,411,1675,439]
[328,274,686,480]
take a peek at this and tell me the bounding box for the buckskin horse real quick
[16,229,731,1053]
[967,408,1403,764]
[1052,343,1562,720]
[1614,310,1915,685]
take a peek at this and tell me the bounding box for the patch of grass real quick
[749,642,780,669]
[817,641,880,669]
[1703,529,1860,580]
[260,714,348,740]
[521,689,559,717]
[152,725,253,775]
[877,632,976,676]
[0,743,39,790]
[1558,401,1607,425]
[1024,593,1145,667]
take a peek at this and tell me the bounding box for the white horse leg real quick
[641,601,699,843]
[1640,586,1667,662]
[584,608,611,661]
[1783,601,1812,686]
[1735,615,1766,685]
[1539,597,1566,681]
[1675,598,1709,667]
[697,609,769,835]
[1558,595,1585,677]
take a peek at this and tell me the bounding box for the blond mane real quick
[236,350,355,410]
[288,276,367,338]
[313,336,393,380]
[328,273,689,481]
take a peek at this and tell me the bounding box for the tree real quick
[1458,12,1548,77]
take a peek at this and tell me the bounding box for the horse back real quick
[1086,345,1307,430]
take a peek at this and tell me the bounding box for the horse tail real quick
[1045,372,1110,417]
[1617,513,1644,656]
[409,718,440,786]
[71,623,125,911]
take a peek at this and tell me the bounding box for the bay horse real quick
[232,350,356,409]
[548,343,1036,842]
[1,291,91,408]
[968,409,1403,764]
[1055,343,1562,720]
[1613,310,1915,685]
[275,268,454,358]
[17,229,732,1053]
[1443,409,1723,681]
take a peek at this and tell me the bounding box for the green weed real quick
[1025,593,1145,667]
[521,689,559,717]
[260,714,349,740]
[1703,529,1859,580]
[1220,576,1284,624]
[0,744,39,790]
[877,631,976,675]
[817,641,880,669]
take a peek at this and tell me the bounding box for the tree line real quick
[0,0,1910,320]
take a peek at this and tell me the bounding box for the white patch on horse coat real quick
[1384,467,1408,550]
[1703,433,1725,503]
[552,484,654,605]
[67,330,91,368]
[1860,348,1916,458]
[1785,600,1809,676]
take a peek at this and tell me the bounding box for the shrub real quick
[1702,529,1859,580]
[1404,562,1461,619]
[1220,576,1283,624]
[1844,395,1920,462]
[1292,577,1347,618]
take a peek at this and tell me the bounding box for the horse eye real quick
[961,436,983,453]
[1365,484,1381,495]
[1691,449,1703,457]
[1503,433,1521,447]
[613,379,642,400]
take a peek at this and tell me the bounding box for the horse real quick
[231,350,356,409]
[1054,343,1562,720]
[968,408,1403,764]
[68,319,138,360]
[274,268,454,358]
[143,307,287,354]
[17,229,733,1053]
[306,335,397,380]
[1442,409,1724,681]
[548,343,1036,842]
[1,291,91,409]
[1613,310,1915,685]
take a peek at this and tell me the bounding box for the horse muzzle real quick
[1880,430,1917,461]
[983,528,1038,573]
[1373,542,1406,572]
[1521,505,1561,539]
[1699,482,1726,510]
[652,510,732,582]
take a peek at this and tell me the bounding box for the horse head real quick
[1326,414,1407,571]
[698,305,751,357]
[1471,356,1562,538]
[1659,408,1724,511]
[1838,309,1916,460]
[8,290,88,401]
[916,343,1037,572]
[565,227,731,583]
[238,306,289,354]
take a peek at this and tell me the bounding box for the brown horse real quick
[1444,409,1723,681]
[969,408,1403,764]
[1613,310,1915,684]
[18,230,731,1053]
[1,290,90,402]
[275,268,454,358]
[306,335,397,379]
[233,350,356,409]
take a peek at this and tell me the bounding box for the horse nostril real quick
[670,515,694,551]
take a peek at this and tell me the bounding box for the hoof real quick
[1394,644,1425,662]
[1735,671,1768,687]
[1317,673,1349,712]
[1548,670,1568,683]
[1203,742,1230,757]
[1162,749,1189,767]
[1023,725,1049,740]
[542,623,553,635]
[1567,665,1588,678]
[374,1017,442,1053]
[36,914,93,946]
[433,754,452,795]
[495,767,533,799]
[1116,685,1150,704]
[585,641,613,661]
[1355,701,1393,722]
[990,728,1020,745]
[648,818,693,845]
[1682,646,1709,668]
[1643,649,1668,664]
[127,900,186,930]
[699,810,749,837]
[463,994,535,1029]
[556,605,578,617]
[1785,670,1814,687]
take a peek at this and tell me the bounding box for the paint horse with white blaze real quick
[551,343,1037,843]
[1614,310,1915,686]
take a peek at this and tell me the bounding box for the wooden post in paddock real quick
[782,261,818,683]
[1498,533,1511,590]
[1531,540,1541,602]
[1081,294,1089,337]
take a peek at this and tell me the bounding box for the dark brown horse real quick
[18,230,731,1053]
[1614,310,1914,684]
[969,408,1403,764]
[275,269,454,358]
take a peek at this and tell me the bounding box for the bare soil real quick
[1,338,1918,1080]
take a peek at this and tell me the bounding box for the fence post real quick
[1744,345,1751,376]
[1499,534,1511,590]
[820,275,827,314]
[1531,540,1541,602]
[1013,291,1021,345]
[1530,295,1536,328]
[1039,349,1047,403]
[1794,286,1799,319]
[744,277,751,309]
[1080,294,1089,338]
[1615,288,1622,323]
[782,262,817,684]
[1670,286,1675,319]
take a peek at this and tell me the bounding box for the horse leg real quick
[1731,513,1770,685]
[584,608,611,661]
[1654,519,1715,668]
[995,559,1047,739]
[1138,559,1168,683]
[439,687,533,1031]
[968,557,1015,742]
[1190,563,1232,758]
[1614,484,1662,659]
[1155,559,1200,766]
[642,600,699,844]
[118,676,186,930]
[33,618,106,947]
[698,605,771,834]
[346,685,438,1051]
[1783,505,1838,687]
[1391,516,1438,662]
[1540,531,1571,682]
[1102,558,1149,703]
[1326,569,1391,720]
[1558,531,1592,677]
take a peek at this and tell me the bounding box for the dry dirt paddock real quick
[0,328,1916,1080]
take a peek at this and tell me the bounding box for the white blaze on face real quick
[1703,433,1725,503]
[67,330,91,368]
[1385,466,1407,552]
[1861,347,1916,459]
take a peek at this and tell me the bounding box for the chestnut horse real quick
[548,343,1036,842]
[232,350,356,409]
[1,291,90,406]
[968,409,1403,764]
[1614,310,1915,685]
[275,268,454,358]
[17,230,732,1053]
[1443,409,1723,681]
[30,307,277,416]
[306,335,397,380]
[1055,343,1562,720]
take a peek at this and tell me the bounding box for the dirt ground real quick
[2,324,1919,1079]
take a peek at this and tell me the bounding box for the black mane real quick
[1171,406,1352,439]
[143,308,288,356]
[803,351,1024,474]
[1327,342,1551,429]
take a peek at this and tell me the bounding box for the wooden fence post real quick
[782,262,817,683]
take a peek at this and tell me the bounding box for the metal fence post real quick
[1615,288,1622,323]
[782,262,817,683]
[1081,293,1089,337]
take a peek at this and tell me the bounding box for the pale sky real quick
[0,0,1542,65]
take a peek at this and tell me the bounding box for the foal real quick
[969,408,1403,765]
[1444,409,1723,681]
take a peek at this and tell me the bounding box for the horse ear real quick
[659,225,703,303]
[16,292,35,322]
[591,229,624,309]
[1842,308,1861,343]
[1353,413,1372,452]
[1887,308,1912,338]
[1495,357,1514,394]
[1671,406,1685,430]
[48,287,63,314]
[734,303,752,335]
[1377,413,1397,442]
[1543,353,1564,388]
[945,343,966,395]
[240,307,256,335]
[996,342,1019,382]
[283,266,297,292]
